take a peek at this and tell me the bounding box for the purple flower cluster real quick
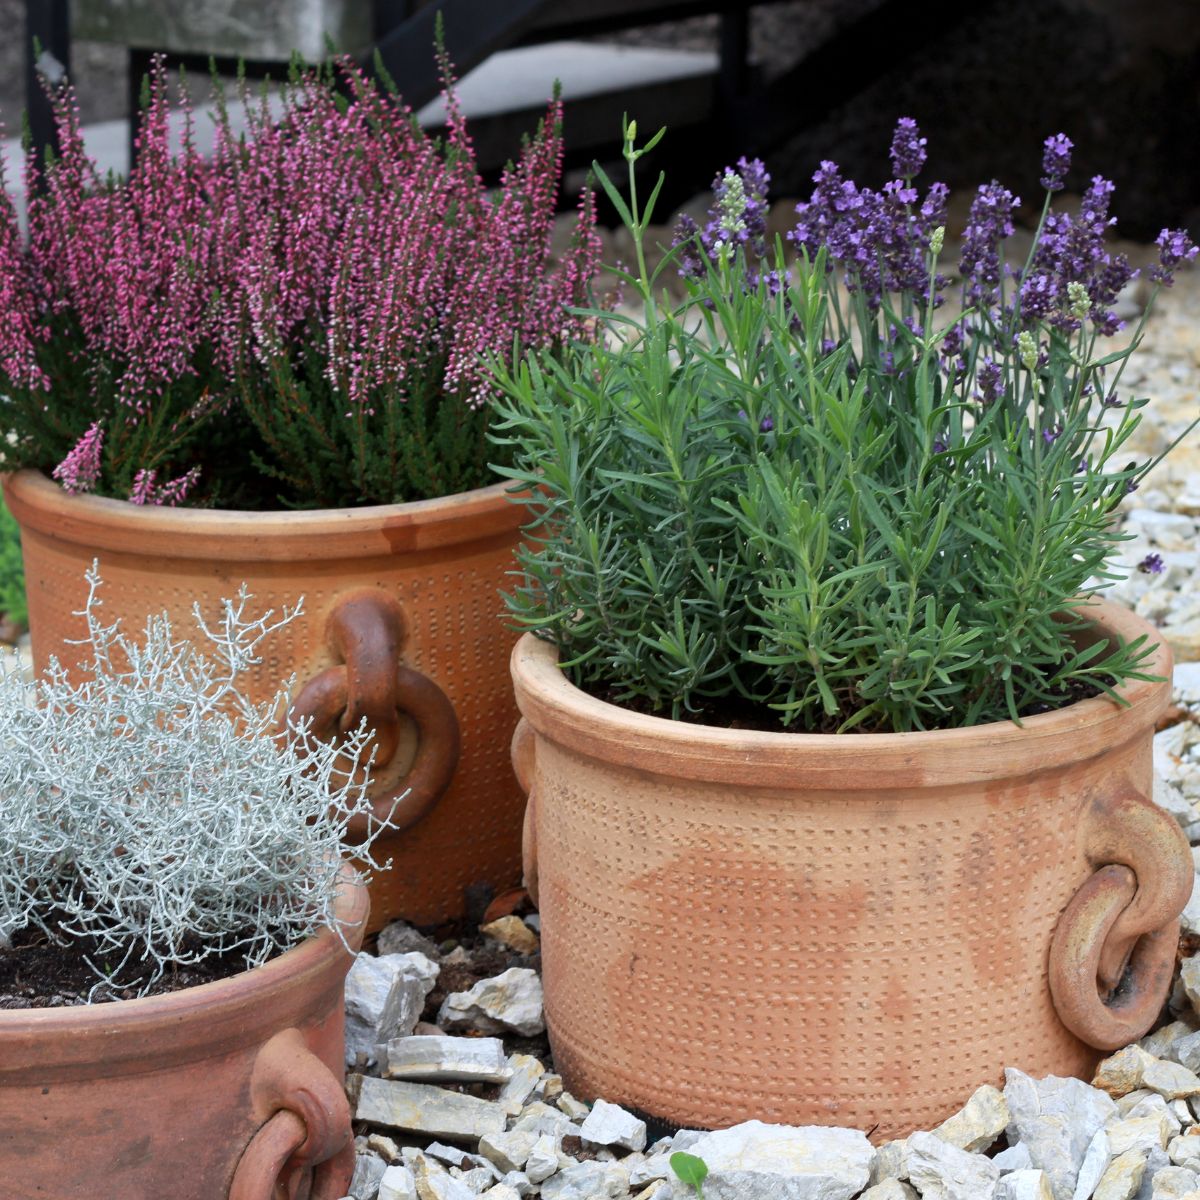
[1138,553,1164,575]
[1040,134,1072,192]
[789,119,948,312]
[673,157,780,292]
[890,117,927,180]
[1020,175,1135,335]
[1150,228,1199,286]
[958,183,1019,307]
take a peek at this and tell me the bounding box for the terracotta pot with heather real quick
[494,124,1198,1135]
[0,53,601,927]
[0,586,376,1198]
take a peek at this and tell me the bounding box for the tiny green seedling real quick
[670,1151,708,1197]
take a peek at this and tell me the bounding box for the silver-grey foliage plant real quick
[491,121,1198,733]
[0,565,385,999]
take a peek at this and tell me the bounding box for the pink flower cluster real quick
[0,55,602,498]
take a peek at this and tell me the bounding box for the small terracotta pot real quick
[4,468,526,928]
[0,864,368,1200]
[510,600,1193,1140]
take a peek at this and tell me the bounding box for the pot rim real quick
[2,468,526,562]
[0,861,368,1079]
[510,597,1171,789]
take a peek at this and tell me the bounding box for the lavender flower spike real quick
[1150,228,1199,287]
[889,117,927,180]
[1040,133,1072,192]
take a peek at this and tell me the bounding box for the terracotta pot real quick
[509,600,1193,1140]
[0,864,368,1200]
[4,468,526,928]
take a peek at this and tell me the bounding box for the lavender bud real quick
[1018,330,1038,371]
[1138,552,1164,575]
[1040,133,1072,192]
[889,117,927,180]
[1067,281,1091,321]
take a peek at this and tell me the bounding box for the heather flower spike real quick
[52,422,104,496]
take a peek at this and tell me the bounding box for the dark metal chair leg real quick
[24,0,72,173]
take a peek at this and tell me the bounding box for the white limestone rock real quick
[906,1130,999,1200]
[661,1120,874,1200]
[480,1188,522,1200]
[1148,1165,1200,1196]
[1093,1149,1148,1200]
[438,969,545,1037]
[933,1085,1011,1152]
[412,1158,476,1200]
[540,1161,631,1199]
[1096,1047,1200,1101]
[997,1144,1035,1174]
[1175,1032,1200,1076]
[478,1132,538,1175]
[1123,1095,1183,1138]
[1074,1129,1113,1200]
[498,1055,546,1116]
[1168,1133,1200,1166]
[869,1139,911,1184]
[996,1170,1055,1200]
[376,919,441,960]
[383,1036,512,1085]
[524,1135,561,1185]
[1004,1068,1118,1200]
[1107,1115,1173,1157]
[556,1094,590,1121]
[1142,1022,1200,1064]
[580,1098,648,1153]
[352,1076,506,1141]
[350,1149,390,1200]
[344,951,440,1066]
[461,1167,500,1192]
[511,1103,580,1139]
[497,1173,535,1198]
[378,1164,418,1200]
[859,1182,917,1200]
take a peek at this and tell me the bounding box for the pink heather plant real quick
[0,52,601,509]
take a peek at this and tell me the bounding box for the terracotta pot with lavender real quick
[0,585,377,1198]
[496,124,1198,1136]
[0,55,601,928]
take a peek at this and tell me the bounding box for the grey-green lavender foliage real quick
[490,122,1192,733]
[0,565,386,999]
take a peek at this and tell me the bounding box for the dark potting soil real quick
[0,922,264,1008]
[586,674,1108,734]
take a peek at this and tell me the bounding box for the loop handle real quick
[229,1029,354,1200]
[1049,784,1192,1049]
[289,590,460,838]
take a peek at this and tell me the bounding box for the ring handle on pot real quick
[1049,784,1193,1050]
[289,590,460,839]
[511,718,539,906]
[229,1028,354,1200]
